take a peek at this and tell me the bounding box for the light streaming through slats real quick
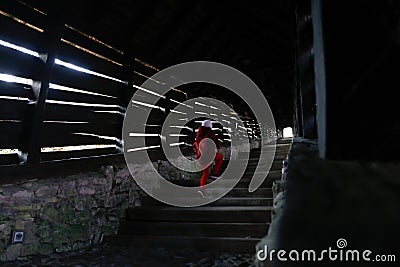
[127,145,161,153]
[41,144,117,153]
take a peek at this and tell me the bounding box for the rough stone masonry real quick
[0,163,147,261]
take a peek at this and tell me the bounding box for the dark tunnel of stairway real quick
[1,0,400,266]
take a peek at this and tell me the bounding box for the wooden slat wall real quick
[0,1,128,166]
[0,2,44,165]
[0,0,254,173]
[42,31,127,161]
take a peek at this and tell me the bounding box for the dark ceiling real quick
[24,0,297,127]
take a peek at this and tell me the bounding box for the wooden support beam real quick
[311,0,399,160]
[294,0,317,139]
[24,6,65,164]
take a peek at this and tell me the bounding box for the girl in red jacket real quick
[193,119,223,198]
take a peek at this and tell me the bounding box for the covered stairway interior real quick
[0,0,399,266]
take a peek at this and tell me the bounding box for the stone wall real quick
[255,147,289,267]
[0,164,146,261]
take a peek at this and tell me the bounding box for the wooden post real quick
[295,0,317,139]
[25,7,65,164]
[311,0,327,158]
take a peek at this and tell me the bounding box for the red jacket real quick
[193,126,221,158]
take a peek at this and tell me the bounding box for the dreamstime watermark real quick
[256,238,396,263]
[122,61,276,207]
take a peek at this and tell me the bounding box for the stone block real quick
[14,204,41,212]
[35,185,59,197]
[78,186,96,196]
[62,181,76,190]
[100,224,117,236]
[1,244,23,261]
[115,180,133,193]
[0,223,12,239]
[78,179,90,186]
[40,206,58,221]
[21,240,39,256]
[115,168,131,181]
[36,223,51,239]
[37,243,53,255]
[15,220,24,230]
[104,195,118,208]
[57,205,75,223]
[93,177,108,185]
[64,189,77,198]
[15,213,33,221]
[128,188,140,200]
[12,190,32,198]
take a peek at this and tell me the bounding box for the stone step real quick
[276,138,293,144]
[108,140,291,253]
[248,148,290,154]
[238,151,289,160]
[141,197,274,207]
[245,163,283,171]
[223,158,284,167]
[165,176,280,189]
[126,206,273,223]
[105,235,261,253]
[150,187,272,199]
[242,169,282,179]
[166,169,281,186]
[118,221,269,238]
[226,187,272,198]
[235,153,287,161]
[226,161,283,169]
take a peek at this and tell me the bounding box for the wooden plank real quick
[0,81,35,99]
[62,25,124,65]
[144,125,162,134]
[132,73,147,86]
[0,99,34,120]
[133,62,158,80]
[43,103,123,124]
[0,121,23,148]
[47,88,120,105]
[167,89,187,103]
[144,136,162,147]
[51,64,124,98]
[1,0,47,31]
[121,87,135,108]
[0,153,19,166]
[148,149,166,162]
[128,106,166,126]
[176,135,194,144]
[0,45,44,80]
[146,109,166,125]
[0,15,45,52]
[57,42,126,81]
[39,133,117,147]
[174,128,195,135]
[124,148,166,164]
[0,154,124,184]
[40,147,118,161]
[180,146,194,157]
[154,98,168,110]
[41,121,121,136]
[39,122,121,147]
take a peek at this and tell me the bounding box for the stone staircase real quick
[106,138,292,253]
